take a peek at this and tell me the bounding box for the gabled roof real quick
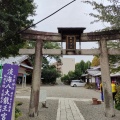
[87,69,100,76]
[0,55,28,65]
[110,72,120,77]
[0,55,33,69]
[20,63,33,69]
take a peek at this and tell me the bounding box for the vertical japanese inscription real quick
[0,64,18,120]
[66,36,76,50]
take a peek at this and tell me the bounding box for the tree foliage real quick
[61,60,91,84]
[91,56,100,67]
[83,0,120,30]
[0,0,36,58]
[41,65,61,84]
[115,86,120,110]
[83,0,120,71]
[75,60,91,78]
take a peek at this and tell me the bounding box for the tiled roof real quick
[0,55,33,69]
[0,55,29,65]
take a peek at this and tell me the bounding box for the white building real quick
[61,58,75,76]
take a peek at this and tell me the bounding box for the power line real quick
[1,0,77,51]
[18,0,77,34]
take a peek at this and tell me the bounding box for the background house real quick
[82,65,120,89]
[0,55,33,87]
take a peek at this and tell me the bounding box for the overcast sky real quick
[32,0,109,63]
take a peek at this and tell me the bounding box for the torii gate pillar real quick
[29,39,42,117]
[100,39,115,117]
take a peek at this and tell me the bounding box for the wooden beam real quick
[21,29,120,42]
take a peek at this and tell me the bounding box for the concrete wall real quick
[61,58,75,75]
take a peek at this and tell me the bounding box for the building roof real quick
[58,27,86,35]
[0,55,33,69]
[87,69,100,76]
[85,68,120,77]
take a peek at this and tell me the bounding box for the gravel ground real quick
[16,99,58,120]
[40,85,100,99]
[16,85,101,99]
[75,101,120,120]
[16,85,120,120]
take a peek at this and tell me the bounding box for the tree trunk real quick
[29,39,42,117]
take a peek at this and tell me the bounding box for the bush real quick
[85,83,96,89]
[41,66,61,84]
[15,107,22,120]
[15,102,23,120]
[115,86,120,110]
[61,75,71,85]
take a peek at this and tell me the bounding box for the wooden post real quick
[29,39,42,117]
[99,39,115,117]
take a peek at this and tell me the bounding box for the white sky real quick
[32,0,110,63]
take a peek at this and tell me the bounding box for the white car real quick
[71,80,86,87]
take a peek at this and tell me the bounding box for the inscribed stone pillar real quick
[99,39,115,117]
[29,39,42,117]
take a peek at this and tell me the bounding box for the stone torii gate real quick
[20,28,120,117]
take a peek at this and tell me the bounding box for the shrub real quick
[115,86,120,110]
[41,66,61,84]
[61,74,70,85]
[85,83,96,89]
[15,102,23,120]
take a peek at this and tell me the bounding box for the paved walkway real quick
[16,96,92,120]
[57,98,85,120]
[16,86,120,120]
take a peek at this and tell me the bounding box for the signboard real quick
[66,36,76,50]
[0,64,18,120]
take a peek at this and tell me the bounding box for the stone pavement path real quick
[57,98,85,120]
[16,96,91,120]
[16,86,120,120]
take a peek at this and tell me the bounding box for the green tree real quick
[83,0,120,70]
[85,61,91,69]
[0,0,36,58]
[68,71,76,80]
[61,60,91,84]
[83,0,120,30]
[75,60,89,78]
[61,74,69,84]
[41,65,61,84]
[91,56,100,67]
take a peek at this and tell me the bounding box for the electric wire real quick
[18,0,76,34]
[0,0,77,51]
